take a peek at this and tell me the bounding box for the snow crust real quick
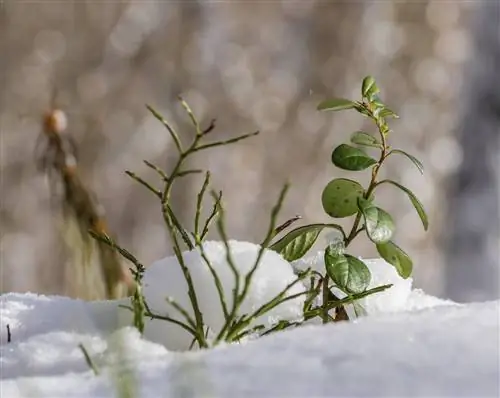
[1,240,498,397]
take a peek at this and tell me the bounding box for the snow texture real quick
[130,240,307,350]
[1,240,499,397]
[293,250,455,316]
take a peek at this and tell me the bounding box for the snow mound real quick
[292,250,430,315]
[123,240,307,350]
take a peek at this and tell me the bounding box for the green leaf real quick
[270,224,332,261]
[362,76,379,99]
[380,180,429,231]
[371,95,385,110]
[324,248,371,294]
[331,144,377,171]
[350,131,381,148]
[353,104,371,117]
[379,108,399,118]
[322,178,365,218]
[357,198,395,244]
[390,149,424,174]
[376,241,413,279]
[317,98,356,112]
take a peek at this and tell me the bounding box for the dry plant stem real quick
[38,113,130,299]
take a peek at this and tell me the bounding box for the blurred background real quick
[0,1,498,302]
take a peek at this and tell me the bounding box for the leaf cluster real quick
[269,76,429,321]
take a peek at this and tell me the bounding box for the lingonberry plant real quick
[268,75,429,322]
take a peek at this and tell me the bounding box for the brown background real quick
[0,1,498,302]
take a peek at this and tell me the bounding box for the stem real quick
[321,275,329,324]
[344,111,390,247]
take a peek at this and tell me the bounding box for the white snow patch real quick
[1,240,498,397]
[125,240,307,350]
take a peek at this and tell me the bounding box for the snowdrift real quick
[1,241,498,397]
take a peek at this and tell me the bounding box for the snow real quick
[292,250,455,316]
[1,240,499,397]
[135,240,307,350]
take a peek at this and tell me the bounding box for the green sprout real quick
[268,75,429,322]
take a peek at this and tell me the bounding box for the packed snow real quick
[1,240,499,397]
[138,240,306,350]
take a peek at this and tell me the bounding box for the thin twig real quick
[200,191,222,241]
[198,243,230,320]
[125,171,161,198]
[166,296,197,329]
[193,131,260,152]
[146,104,183,153]
[194,171,211,243]
[178,96,201,135]
[79,343,100,376]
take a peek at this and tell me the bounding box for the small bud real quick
[43,109,67,134]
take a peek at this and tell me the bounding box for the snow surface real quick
[136,240,306,350]
[1,240,499,397]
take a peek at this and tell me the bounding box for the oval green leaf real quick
[317,98,356,112]
[379,108,399,119]
[381,180,428,231]
[362,76,379,99]
[376,241,413,279]
[390,149,424,174]
[324,247,371,294]
[270,224,333,262]
[350,131,381,148]
[322,178,365,218]
[357,198,395,244]
[332,144,378,171]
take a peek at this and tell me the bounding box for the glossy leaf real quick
[324,247,371,294]
[376,241,413,279]
[331,144,377,171]
[357,198,395,244]
[322,178,365,218]
[362,76,379,99]
[390,149,424,174]
[379,108,399,118]
[270,224,342,262]
[381,180,429,231]
[371,95,385,110]
[350,131,381,148]
[317,98,356,112]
